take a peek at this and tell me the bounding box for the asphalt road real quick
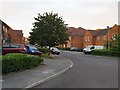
[34,51,118,88]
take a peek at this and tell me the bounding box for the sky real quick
[0,0,119,37]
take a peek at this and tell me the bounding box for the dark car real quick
[70,47,82,52]
[2,44,27,55]
[50,47,60,55]
[26,44,42,56]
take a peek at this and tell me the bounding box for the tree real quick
[110,34,120,57]
[29,12,69,47]
[112,34,120,46]
[104,41,112,49]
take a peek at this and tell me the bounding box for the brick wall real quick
[95,35,108,46]
[1,20,24,44]
[83,31,93,47]
[109,24,120,41]
[71,36,83,48]
[7,29,23,44]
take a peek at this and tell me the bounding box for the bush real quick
[91,49,120,57]
[109,47,120,57]
[57,47,70,51]
[38,48,50,54]
[91,49,108,56]
[2,53,44,74]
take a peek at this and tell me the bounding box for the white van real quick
[83,45,104,54]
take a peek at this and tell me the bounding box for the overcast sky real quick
[0,0,119,37]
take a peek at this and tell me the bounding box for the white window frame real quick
[103,36,106,40]
[88,37,90,41]
[97,37,100,40]
[112,34,117,40]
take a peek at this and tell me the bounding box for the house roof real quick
[1,19,12,30]
[67,27,76,34]
[87,30,99,37]
[95,29,109,37]
[13,30,23,36]
[67,27,86,37]
[87,28,110,37]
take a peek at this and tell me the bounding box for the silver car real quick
[50,47,60,55]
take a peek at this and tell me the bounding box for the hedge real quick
[57,47,70,51]
[91,49,120,57]
[38,48,50,54]
[2,53,44,74]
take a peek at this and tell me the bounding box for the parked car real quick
[26,44,42,56]
[70,47,82,52]
[50,47,60,55]
[2,44,27,55]
[83,45,104,54]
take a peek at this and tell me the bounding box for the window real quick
[85,37,90,41]
[112,34,117,40]
[85,37,87,41]
[5,28,8,33]
[103,36,106,40]
[2,26,5,30]
[97,37,100,40]
[88,37,90,41]
[2,26,8,33]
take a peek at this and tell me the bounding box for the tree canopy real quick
[29,12,69,47]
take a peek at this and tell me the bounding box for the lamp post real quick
[107,26,111,56]
[107,26,110,49]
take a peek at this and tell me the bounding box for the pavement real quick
[2,54,73,89]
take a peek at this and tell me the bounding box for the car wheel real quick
[84,52,87,54]
[57,52,60,55]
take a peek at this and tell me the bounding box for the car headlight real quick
[31,50,35,53]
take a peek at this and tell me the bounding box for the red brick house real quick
[66,27,86,48]
[109,24,120,41]
[83,30,99,47]
[83,24,120,47]
[65,27,76,47]
[1,20,24,44]
[66,24,120,48]
[71,27,86,48]
[12,30,23,44]
[95,29,109,46]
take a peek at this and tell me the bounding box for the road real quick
[34,51,118,88]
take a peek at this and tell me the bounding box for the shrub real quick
[91,49,120,57]
[57,47,70,51]
[91,49,108,56]
[109,47,120,57]
[38,48,50,54]
[2,53,44,74]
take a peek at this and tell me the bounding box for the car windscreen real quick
[29,46,38,50]
[86,46,92,49]
[90,46,95,49]
[3,45,10,48]
[53,48,59,51]
[3,44,21,48]
[10,45,21,48]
